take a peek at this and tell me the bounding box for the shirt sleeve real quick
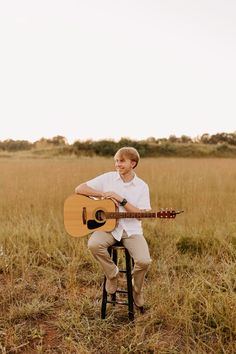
[86,173,106,192]
[136,184,152,210]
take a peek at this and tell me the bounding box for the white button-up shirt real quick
[86,171,151,241]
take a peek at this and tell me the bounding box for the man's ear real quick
[131,160,136,168]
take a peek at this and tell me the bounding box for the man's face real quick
[114,155,135,175]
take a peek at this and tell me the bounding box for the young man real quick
[75,146,152,308]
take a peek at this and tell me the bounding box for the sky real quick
[0,0,235,144]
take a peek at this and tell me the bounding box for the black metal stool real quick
[101,242,134,320]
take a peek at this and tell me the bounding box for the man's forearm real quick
[75,183,104,198]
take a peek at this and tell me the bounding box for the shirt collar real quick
[115,172,137,185]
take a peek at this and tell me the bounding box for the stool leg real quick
[101,246,118,319]
[125,249,134,320]
[101,276,107,319]
[111,248,118,304]
[101,246,113,319]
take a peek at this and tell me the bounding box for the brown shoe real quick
[105,268,119,294]
[132,280,144,308]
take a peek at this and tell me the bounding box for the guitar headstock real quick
[157,209,184,219]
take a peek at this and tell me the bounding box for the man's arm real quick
[75,184,148,213]
[75,183,105,198]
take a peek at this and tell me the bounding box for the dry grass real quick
[0,155,236,353]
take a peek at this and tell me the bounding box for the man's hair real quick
[114,147,140,168]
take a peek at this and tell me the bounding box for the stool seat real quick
[101,242,134,320]
[110,241,125,248]
[111,244,126,250]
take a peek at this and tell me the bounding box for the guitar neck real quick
[105,212,157,219]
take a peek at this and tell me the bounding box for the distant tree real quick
[146,137,157,143]
[168,135,178,143]
[118,137,137,148]
[156,138,168,144]
[200,133,210,144]
[0,139,32,151]
[72,139,95,156]
[228,132,236,145]
[93,140,117,156]
[51,135,68,146]
[33,138,50,149]
[180,135,192,143]
[33,136,68,148]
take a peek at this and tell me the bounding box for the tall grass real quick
[0,156,235,353]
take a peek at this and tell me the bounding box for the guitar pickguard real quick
[87,219,106,230]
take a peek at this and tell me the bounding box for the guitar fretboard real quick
[105,212,157,219]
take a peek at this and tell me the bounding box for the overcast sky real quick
[0,0,235,143]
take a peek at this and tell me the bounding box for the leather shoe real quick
[132,280,144,308]
[105,268,119,294]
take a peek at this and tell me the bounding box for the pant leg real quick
[122,233,152,294]
[88,231,117,279]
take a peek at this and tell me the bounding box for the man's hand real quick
[103,192,123,206]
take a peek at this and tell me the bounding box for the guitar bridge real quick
[82,207,87,225]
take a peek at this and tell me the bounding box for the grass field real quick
[0,156,236,353]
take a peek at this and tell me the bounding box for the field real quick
[0,156,236,353]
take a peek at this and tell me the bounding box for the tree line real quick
[1,132,236,157]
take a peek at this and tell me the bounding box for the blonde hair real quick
[114,147,140,168]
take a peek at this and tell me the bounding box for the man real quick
[75,146,152,308]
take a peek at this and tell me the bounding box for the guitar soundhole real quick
[95,210,105,222]
[87,209,106,230]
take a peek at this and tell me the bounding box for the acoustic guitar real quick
[64,194,184,238]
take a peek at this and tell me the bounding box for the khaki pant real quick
[88,231,152,294]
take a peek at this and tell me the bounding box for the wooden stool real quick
[101,242,134,320]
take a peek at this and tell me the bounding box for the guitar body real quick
[64,194,117,237]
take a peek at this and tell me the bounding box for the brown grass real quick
[0,155,236,353]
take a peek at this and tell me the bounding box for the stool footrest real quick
[119,270,127,273]
[116,289,128,294]
[107,300,129,306]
